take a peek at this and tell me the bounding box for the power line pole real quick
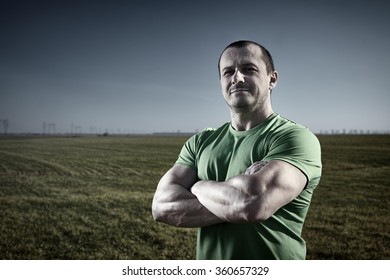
[75,125,82,135]
[46,123,56,135]
[0,119,8,134]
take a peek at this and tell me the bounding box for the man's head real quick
[218,40,275,78]
[218,40,278,113]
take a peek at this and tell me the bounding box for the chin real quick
[229,101,253,110]
[231,96,253,106]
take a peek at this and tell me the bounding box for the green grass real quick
[0,135,389,259]
[303,135,390,259]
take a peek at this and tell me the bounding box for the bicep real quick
[152,164,197,221]
[246,160,307,220]
[258,160,307,195]
[154,164,198,204]
[159,164,198,191]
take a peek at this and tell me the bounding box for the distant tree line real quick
[318,129,390,135]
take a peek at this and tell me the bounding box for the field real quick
[0,135,389,259]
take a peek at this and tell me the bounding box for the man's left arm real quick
[191,160,307,223]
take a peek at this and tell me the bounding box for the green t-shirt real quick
[175,113,322,259]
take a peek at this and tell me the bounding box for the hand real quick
[245,161,268,175]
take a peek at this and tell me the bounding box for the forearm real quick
[152,184,223,227]
[191,160,307,223]
[152,186,222,227]
[190,161,267,223]
[191,176,261,223]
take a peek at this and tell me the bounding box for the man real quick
[152,40,322,259]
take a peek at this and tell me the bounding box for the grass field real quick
[0,135,389,259]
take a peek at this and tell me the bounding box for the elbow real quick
[241,206,273,223]
[233,197,274,223]
[151,206,184,228]
[152,210,159,223]
[250,207,274,222]
[151,199,182,227]
[240,211,271,223]
[151,198,163,223]
[152,206,168,224]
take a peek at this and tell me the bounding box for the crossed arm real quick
[151,160,307,228]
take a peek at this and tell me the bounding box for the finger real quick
[246,161,268,174]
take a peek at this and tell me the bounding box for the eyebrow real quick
[241,62,258,68]
[222,62,258,72]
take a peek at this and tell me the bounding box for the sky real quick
[1,0,389,134]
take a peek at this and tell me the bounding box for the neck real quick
[230,106,273,131]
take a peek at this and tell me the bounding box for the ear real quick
[269,71,278,90]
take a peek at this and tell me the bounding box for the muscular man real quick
[152,40,322,259]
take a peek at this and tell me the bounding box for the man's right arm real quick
[151,164,224,228]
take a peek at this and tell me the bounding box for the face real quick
[219,44,277,112]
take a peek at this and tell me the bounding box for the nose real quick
[232,70,245,84]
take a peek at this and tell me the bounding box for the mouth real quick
[230,87,250,95]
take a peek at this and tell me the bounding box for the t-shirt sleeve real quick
[262,127,322,189]
[175,133,198,170]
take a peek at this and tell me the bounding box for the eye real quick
[244,67,257,73]
[223,70,234,76]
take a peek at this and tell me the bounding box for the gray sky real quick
[1,0,389,134]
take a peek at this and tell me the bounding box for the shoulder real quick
[187,123,230,147]
[267,114,320,148]
[176,123,230,166]
[263,114,322,185]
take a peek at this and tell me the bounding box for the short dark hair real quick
[218,40,275,78]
